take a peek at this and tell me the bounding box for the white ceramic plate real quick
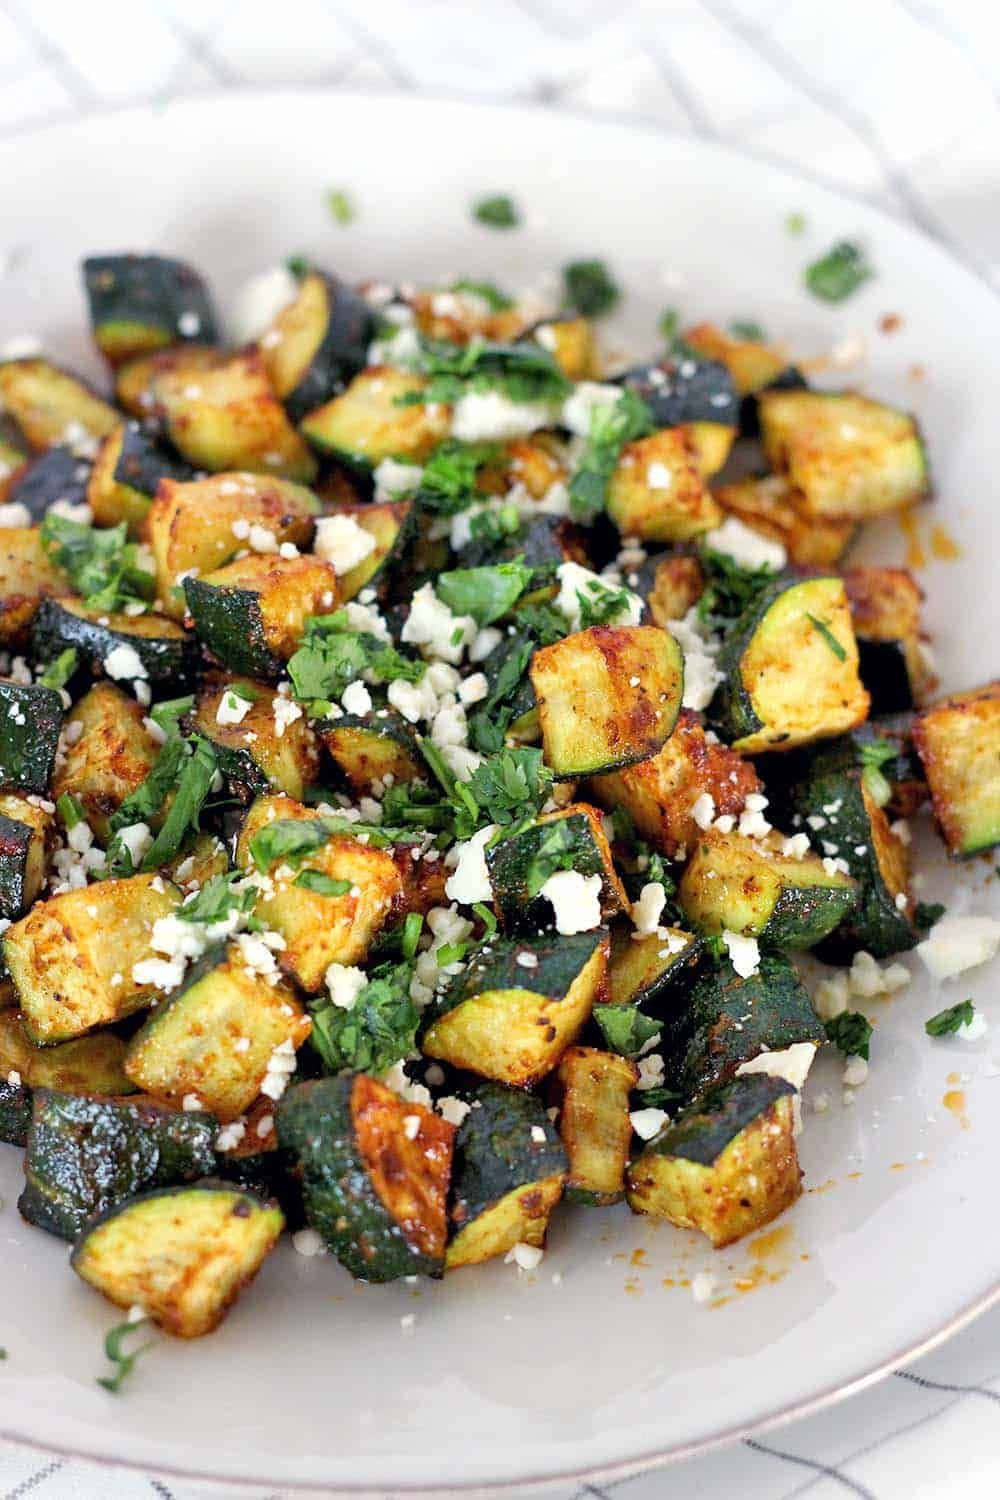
[2,92,999,1498]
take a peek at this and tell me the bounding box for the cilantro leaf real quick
[308,960,418,1074]
[177,873,255,925]
[858,737,896,808]
[577,577,634,629]
[38,648,77,691]
[436,559,533,626]
[568,388,654,522]
[40,515,155,612]
[139,737,218,871]
[914,901,946,931]
[696,548,776,631]
[563,259,620,317]
[472,195,520,229]
[286,611,423,710]
[465,747,552,831]
[925,999,975,1038]
[806,613,847,661]
[805,241,874,303]
[56,791,85,829]
[294,870,352,897]
[97,1317,154,1395]
[249,818,330,871]
[825,1011,873,1060]
[593,1002,662,1058]
[108,738,187,837]
[416,439,498,516]
[327,188,354,225]
[400,337,571,409]
[729,319,766,341]
[450,279,513,311]
[149,695,193,740]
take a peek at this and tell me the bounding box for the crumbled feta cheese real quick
[0,502,31,528]
[847,950,909,999]
[530,1125,547,1144]
[560,381,620,436]
[402,582,476,665]
[181,1093,202,1112]
[689,791,716,831]
[437,1095,471,1126]
[504,1241,544,1271]
[737,1041,817,1093]
[273,697,303,738]
[131,955,185,990]
[231,265,298,344]
[373,457,424,500]
[451,390,556,441]
[539,869,602,935]
[313,514,377,575]
[115,822,153,867]
[387,674,439,724]
[341,680,373,717]
[917,915,1000,982]
[703,516,786,572]
[216,689,252,726]
[470,626,503,662]
[325,963,367,1010]
[516,950,539,969]
[629,1107,668,1141]
[292,1228,325,1257]
[247,523,278,554]
[646,461,673,490]
[631,881,667,936]
[843,1055,869,1088]
[260,1038,297,1101]
[458,672,488,706]
[691,1271,716,1304]
[380,1059,432,1108]
[402,1114,421,1140]
[215,1120,247,1152]
[781,833,811,860]
[813,970,850,1020]
[103,643,148,681]
[636,1053,665,1091]
[444,824,496,906]
[554,561,642,631]
[738,793,772,840]
[668,608,723,712]
[722,929,760,978]
[6,1069,21,1088]
[0,334,42,360]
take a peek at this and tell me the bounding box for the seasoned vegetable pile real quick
[0,251,994,1349]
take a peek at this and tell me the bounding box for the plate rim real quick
[2,84,999,1495]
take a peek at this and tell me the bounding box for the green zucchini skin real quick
[790,737,917,959]
[739,367,808,439]
[659,954,825,1104]
[18,1089,218,1241]
[31,597,197,693]
[7,445,90,522]
[183,577,282,679]
[449,1080,566,1229]
[276,1076,443,1283]
[0,1077,32,1146]
[318,710,426,794]
[0,813,35,919]
[708,576,788,743]
[616,356,739,429]
[640,1073,795,1164]
[457,515,574,579]
[762,883,858,949]
[430,929,607,1024]
[485,814,618,933]
[0,682,64,793]
[594,928,702,1057]
[114,420,193,498]
[283,272,374,423]
[82,254,219,360]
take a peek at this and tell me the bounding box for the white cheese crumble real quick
[215,1120,246,1152]
[216,689,252,726]
[0,334,42,360]
[231,265,298,344]
[444,824,496,906]
[341,680,373,716]
[292,1228,326,1258]
[636,1053,665,1091]
[260,1038,297,1101]
[437,1095,471,1126]
[722,929,760,978]
[458,672,488,706]
[703,516,786,572]
[115,822,153,867]
[917,915,1000,982]
[631,881,667,936]
[538,869,602,935]
[504,1241,544,1271]
[373,458,424,500]
[6,1069,21,1088]
[691,1271,716,1305]
[530,1125,547,1143]
[560,381,620,436]
[313,514,376,575]
[781,833,812,860]
[668,608,723,712]
[131,955,186,991]
[103,644,148,681]
[402,1114,421,1141]
[0,502,31,528]
[325,962,368,1010]
[843,1055,869,1088]
[451,390,556,442]
[691,792,716,830]
[273,697,303,738]
[402,582,475,665]
[629,1106,668,1141]
[958,1011,989,1042]
[847,950,909,999]
[813,970,849,1020]
[554,560,642,632]
[646,461,673,490]
[737,1041,817,1093]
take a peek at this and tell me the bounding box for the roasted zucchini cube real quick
[87,421,193,534]
[531,625,684,779]
[759,390,929,520]
[153,350,317,481]
[606,429,720,541]
[683,322,792,398]
[124,942,311,1120]
[300,367,451,468]
[185,553,340,679]
[627,1074,801,1247]
[679,829,857,949]
[82,253,220,366]
[162,830,231,890]
[71,1180,283,1338]
[260,270,373,421]
[32,597,196,696]
[318,708,426,795]
[51,682,159,841]
[422,929,609,1087]
[913,682,1000,856]
[525,316,597,380]
[4,873,181,1043]
[603,926,702,1038]
[235,794,403,989]
[329,499,416,602]
[192,679,321,801]
[277,1074,455,1282]
[790,736,915,958]
[482,435,569,500]
[19,1090,218,1241]
[0,679,64,793]
[843,567,931,715]
[617,356,739,432]
[0,527,70,644]
[658,953,825,1104]
[0,791,53,918]
[446,1080,566,1268]
[0,1009,134,1094]
[6,444,91,523]
[712,473,855,568]
[590,709,760,858]
[554,1046,638,1206]
[114,343,222,418]
[148,471,319,619]
[485,802,627,933]
[641,555,705,626]
[710,575,869,753]
[0,359,118,453]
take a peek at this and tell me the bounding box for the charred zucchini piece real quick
[19,1089,218,1241]
[51,683,158,841]
[639,555,705,626]
[83,254,219,366]
[617,356,739,431]
[679,829,857,948]
[115,343,221,418]
[446,1080,566,1268]
[331,499,416,603]
[604,926,701,1024]
[235,795,403,989]
[87,422,193,533]
[277,1074,455,1282]
[300,367,451,468]
[913,682,1000,856]
[710,576,868,753]
[124,943,310,1120]
[0,1009,134,1094]
[683,322,808,437]
[184,554,340,679]
[192,679,320,800]
[153,351,317,481]
[485,803,627,932]
[606,428,721,541]
[163,831,231,890]
[0,360,118,453]
[0,527,69,644]
[712,473,855,568]
[843,567,930,715]
[658,953,825,1104]
[0,1076,31,1146]
[759,390,929,520]
[790,737,915,958]
[5,873,181,1043]
[148,471,318,619]
[260,270,373,421]
[71,1180,283,1338]
[422,929,609,1087]
[0,791,52,918]
[318,709,425,795]
[626,1074,801,1247]
[6,444,91,522]
[590,710,760,858]
[0,679,64,793]
[32,597,195,693]
[554,1046,637,1206]
[531,625,684,778]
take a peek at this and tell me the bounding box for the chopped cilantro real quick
[402,911,424,959]
[825,1011,873,1060]
[106,735,217,874]
[805,241,874,303]
[785,212,807,235]
[177,872,255,925]
[399,337,571,409]
[287,611,423,712]
[327,189,354,225]
[40,515,155,612]
[450,278,514,311]
[569,387,654,522]
[467,503,520,548]
[97,1317,153,1394]
[576,578,633,629]
[308,959,418,1075]
[729,319,766,342]
[697,548,775,630]
[562,259,620,317]
[416,439,498,516]
[473,195,520,229]
[806,613,847,661]
[38,648,77,691]
[294,870,352,897]
[914,901,946,931]
[658,307,680,343]
[148,695,193,739]
[436,559,533,626]
[593,1002,661,1058]
[858,737,896,808]
[56,791,85,829]
[925,999,975,1038]
[286,253,310,278]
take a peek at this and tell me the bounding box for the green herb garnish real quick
[286,611,423,711]
[569,388,654,522]
[805,241,873,303]
[593,1002,661,1058]
[858,737,896,808]
[400,337,571,409]
[436,559,533,626]
[417,440,499,516]
[697,548,775,630]
[107,736,218,873]
[56,791,85,830]
[38,648,77,691]
[450,279,513,311]
[286,253,310,278]
[148,694,194,739]
[327,189,354,225]
[658,308,680,344]
[825,1011,873,1060]
[926,999,975,1038]
[40,515,155,612]
[177,872,255,925]
[402,911,424,959]
[914,901,946,931]
[806,613,847,661]
[729,319,765,341]
[294,870,353,897]
[576,578,634,629]
[562,259,620,317]
[308,959,418,1075]
[786,212,807,235]
[97,1317,154,1394]
[472,195,520,229]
